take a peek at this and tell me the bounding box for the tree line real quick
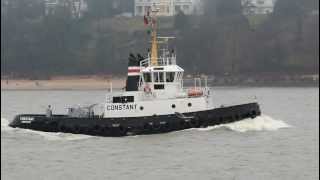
[1,0,319,79]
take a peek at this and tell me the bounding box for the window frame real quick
[112,96,134,103]
[143,72,152,83]
[166,72,175,82]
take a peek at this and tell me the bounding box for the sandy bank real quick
[1,74,318,90]
[1,77,126,90]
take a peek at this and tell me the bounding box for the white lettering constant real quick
[106,104,137,111]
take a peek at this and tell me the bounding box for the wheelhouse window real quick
[143,73,151,82]
[176,72,183,82]
[176,72,183,81]
[154,67,164,70]
[153,72,159,82]
[153,72,164,83]
[166,72,175,82]
[154,84,165,89]
[159,72,164,82]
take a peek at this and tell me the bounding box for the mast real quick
[151,21,158,66]
[145,4,159,66]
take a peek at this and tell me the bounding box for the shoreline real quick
[1,78,318,90]
[1,78,126,90]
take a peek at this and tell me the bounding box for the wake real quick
[196,114,291,132]
[1,117,92,141]
[22,130,93,141]
[1,117,14,132]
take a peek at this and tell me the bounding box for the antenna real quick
[149,3,159,66]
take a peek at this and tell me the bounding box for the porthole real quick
[140,106,144,110]
[188,103,192,107]
[172,104,176,109]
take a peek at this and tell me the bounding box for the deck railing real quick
[140,55,176,67]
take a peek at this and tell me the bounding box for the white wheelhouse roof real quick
[141,65,184,73]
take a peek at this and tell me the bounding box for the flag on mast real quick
[143,15,149,26]
[144,10,151,26]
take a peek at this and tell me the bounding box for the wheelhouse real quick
[139,61,184,92]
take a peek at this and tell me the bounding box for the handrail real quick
[140,56,176,67]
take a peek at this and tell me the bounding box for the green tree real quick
[86,0,114,19]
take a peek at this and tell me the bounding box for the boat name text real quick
[106,104,137,111]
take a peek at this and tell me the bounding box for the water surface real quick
[1,87,319,180]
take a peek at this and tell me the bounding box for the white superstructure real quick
[103,50,211,118]
[103,5,211,118]
[242,0,277,15]
[44,0,88,18]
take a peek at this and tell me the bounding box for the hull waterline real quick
[9,103,260,137]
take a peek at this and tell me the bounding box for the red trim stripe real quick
[128,69,140,73]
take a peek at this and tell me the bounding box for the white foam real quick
[1,117,15,132]
[197,114,291,133]
[1,116,92,141]
[2,114,290,139]
[1,117,9,127]
[23,129,93,141]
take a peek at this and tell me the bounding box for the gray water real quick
[1,87,319,180]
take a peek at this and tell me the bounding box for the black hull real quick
[9,103,261,137]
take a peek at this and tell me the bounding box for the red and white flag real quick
[143,15,149,26]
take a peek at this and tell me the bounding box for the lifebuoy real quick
[187,88,203,97]
[144,85,151,93]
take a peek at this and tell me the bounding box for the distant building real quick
[242,0,277,15]
[112,0,134,15]
[134,0,204,16]
[44,0,88,18]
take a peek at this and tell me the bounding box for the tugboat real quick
[9,6,261,137]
